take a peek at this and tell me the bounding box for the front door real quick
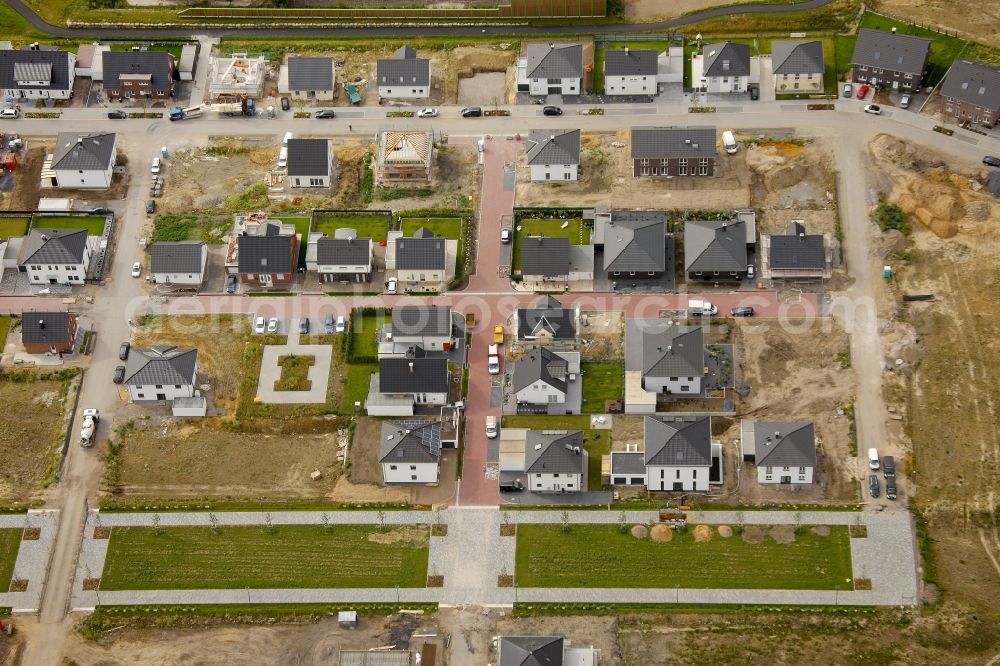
[259,273,272,286]
[672,482,684,491]
[780,475,792,484]
[156,393,166,401]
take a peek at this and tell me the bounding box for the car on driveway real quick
[131,262,142,277]
[324,314,335,334]
[385,278,398,294]
[749,86,759,101]
[863,104,881,115]
[500,228,512,244]
[267,318,279,333]
[984,156,1000,167]
[254,316,266,334]
[856,84,870,100]
[280,96,290,111]
[299,319,310,334]
[731,306,754,317]
[119,342,130,360]
[314,109,336,119]
[461,106,482,118]
[107,110,127,119]
[417,107,439,118]
[899,94,911,108]
[113,366,126,384]
[542,105,562,116]
[225,275,237,294]
[869,474,880,498]
[335,315,347,333]
[842,83,853,98]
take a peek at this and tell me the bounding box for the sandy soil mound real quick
[769,525,796,545]
[742,526,765,544]
[693,524,713,543]
[650,524,673,543]
[718,525,733,538]
[811,525,831,537]
[631,525,648,539]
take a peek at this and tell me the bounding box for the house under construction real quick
[375,130,433,183]
[208,53,267,99]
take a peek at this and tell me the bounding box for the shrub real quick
[876,199,910,235]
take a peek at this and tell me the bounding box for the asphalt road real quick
[7,0,835,37]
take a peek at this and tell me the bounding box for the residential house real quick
[0,48,76,99]
[850,28,930,92]
[379,418,442,485]
[496,635,598,666]
[524,430,586,492]
[698,42,752,93]
[376,130,433,183]
[208,53,266,99]
[392,228,448,287]
[519,236,569,285]
[287,138,332,188]
[124,345,198,402]
[631,126,717,178]
[771,40,824,94]
[684,218,751,281]
[595,209,667,280]
[514,295,579,347]
[278,56,335,101]
[518,43,584,96]
[385,305,454,354]
[741,420,817,485]
[643,415,712,491]
[20,310,77,355]
[150,241,208,286]
[604,48,658,96]
[101,51,176,100]
[525,129,580,182]
[940,59,1000,127]
[761,221,830,279]
[18,228,91,285]
[511,346,580,414]
[624,320,704,413]
[377,45,431,99]
[235,220,299,288]
[365,357,450,417]
[51,132,117,189]
[314,232,373,283]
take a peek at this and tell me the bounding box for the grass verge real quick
[0,528,22,592]
[580,362,624,413]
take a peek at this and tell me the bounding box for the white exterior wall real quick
[515,381,565,405]
[55,164,113,189]
[704,75,748,93]
[153,244,208,285]
[415,391,448,406]
[528,76,580,96]
[3,55,76,99]
[379,84,429,99]
[366,403,413,417]
[382,461,439,484]
[128,382,195,402]
[642,375,702,395]
[774,72,822,93]
[529,471,582,492]
[26,249,90,285]
[758,465,814,485]
[529,163,578,182]
[646,465,710,491]
[397,268,445,284]
[391,333,451,352]
[605,74,656,95]
[290,174,331,188]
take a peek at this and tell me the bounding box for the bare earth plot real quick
[876,0,1000,45]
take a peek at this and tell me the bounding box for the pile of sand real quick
[693,524,713,543]
[742,526,765,544]
[717,525,733,538]
[650,524,673,543]
[769,525,796,545]
[630,525,648,539]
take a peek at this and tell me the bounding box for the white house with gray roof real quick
[624,320,705,412]
[699,42,752,93]
[940,59,1000,127]
[278,56,335,101]
[518,43,584,96]
[525,129,580,182]
[389,227,450,288]
[741,420,817,485]
[685,218,751,281]
[524,430,586,492]
[313,231,373,283]
[379,418,442,485]
[287,138,332,188]
[124,345,198,402]
[511,346,581,414]
[0,48,76,99]
[380,305,453,357]
[366,357,449,416]
[643,415,712,491]
[604,48,658,96]
[771,40,824,94]
[514,295,579,348]
[850,28,930,92]
[150,241,207,285]
[377,45,431,99]
[51,132,117,189]
[497,635,597,666]
[17,228,91,285]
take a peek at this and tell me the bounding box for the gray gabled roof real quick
[286,56,333,91]
[526,43,584,80]
[851,28,930,76]
[20,311,73,345]
[316,236,371,266]
[754,421,817,467]
[519,236,569,277]
[52,132,116,171]
[771,40,824,76]
[703,42,751,77]
[150,241,205,274]
[602,213,666,273]
[604,48,658,77]
[498,636,564,666]
[287,138,330,177]
[379,418,442,464]
[644,415,712,467]
[377,45,431,87]
[525,430,585,475]
[517,296,577,341]
[378,357,449,394]
[525,129,580,166]
[626,320,704,379]
[0,49,73,91]
[395,233,445,270]
[391,305,452,337]
[631,126,717,160]
[941,59,1000,110]
[512,347,568,393]
[770,224,825,270]
[237,234,294,274]
[684,219,747,273]
[102,50,174,93]
[20,228,88,265]
[123,345,197,386]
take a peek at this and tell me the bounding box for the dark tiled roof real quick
[396,234,445,270]
[512,347,568,393]
[316,237,371,266]
[102,51,175,93]
[124,345,197,386]
[498,636,564,666]
[631,126,717,160]
[703,42,751,77]
[625,321,704,379]
[754,421,817,467]
[525,430,585,475]
[526,43,583,80]
[602,213,666,273]
[20,228,88,265]
[519,236,569,277]
[770,225,825,270]
[0,49,73,92]
[287,56,334,91]
[378,357,449,394]
[150,241,205,274]
[391,305,452,337]
[644,415,712,467]
[377,45,431,87]
[237,235,294,274]
[20,311,72,345]
[525,129,580,166]
[604,48,658,77]
[610,451,646,475]
[940,59,1000,109]
[287,138,330,177]
[851,28,930,76]
[771,40,824,76]
[684,219,747,273]
[52,132,116,171]
[379,418,442,464]
[517,295,577,341]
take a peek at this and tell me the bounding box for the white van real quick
[723,131,738,154]
[486,416,498,439]
[688,299,718,317]
[867,447,880,471]
[282,131,293,148]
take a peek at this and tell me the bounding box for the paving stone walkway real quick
[0,510,60,613]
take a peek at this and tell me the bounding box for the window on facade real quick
[699,165,708,176]
[390,465,397,470]
[564,173,570,180]
[553,473,560,478]
[137,393,144,398]
[155,384,162,389]
[680,386,689,392]
[782,466,790,471]
[310,178,323,186]
[660,470,665,479]
[641,168,649,175]
[675,470,680,479]
[640,159,649,166]
[679,167,688,176]
[679,158,688,167]
[411,475,417,480]
[693,470,698,478]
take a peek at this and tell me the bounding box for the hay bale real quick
[928,194,963,222]
[769,525,796,544]
[742,525,765,544]
[913,207,935,228]
[630,525,648,539]
[717,525,733,538]
[693,524,712,543]
[811,525,831,537]
[650,524,673,543]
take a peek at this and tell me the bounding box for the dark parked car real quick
[324,314,335,334]
[113,366,126,384]
[299,319,310,334]
[883,455,896,479]
[107,110,127,119]
[749,86,759,101]
[145,200,156,214]
[88,207,109,215]
[280,96,290,111]
[731,306,755,317]
[118,342,130,361]
[984,156,1000,167]
[869,474,880,498]
[461,106,482,118]
[886,477,897,500]
[542,105,562,116]
[499,479,524,492]
[314,109,336,119]
[225,275,237,294]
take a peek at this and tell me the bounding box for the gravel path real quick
[0,511,60,613]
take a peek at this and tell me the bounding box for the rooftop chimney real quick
[38,319,45,329]
[625,47,629,55]
[408,362,414,373]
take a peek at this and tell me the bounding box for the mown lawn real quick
[32,215,106,236]
[502,415,609,490]
[0,217,30,241]
[274,354,315,392]
[0,316,13,348]
[401,217,461,240]
[342,362,377,413]
[101,524,430,590]
[350,311,388,360]
[315,215,390,241]
[580,362,624,414]
[513,218,589,272]
[0,528,21,591]
[515,524,853,590]
[272,216,311,269]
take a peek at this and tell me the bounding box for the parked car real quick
[107,110,127,119]
[314,109,336,119]
[542,105,562,116]
[118,342,130,361]
[885,477,897,500]
[131,262,142,277]
[493,326,504,344]
[747,264,755,279]
[0,108,19,119]
[868,447,880,471]
[225,275,237,294]
[385,278,398,294]
[882,455,896,479]
[461,106,482,118]
[280,96,290,111]
[298,318,310,334]
[113,365,126,384]
[864,104,881,115]
[499,478,525,492]
[417,107,439,118]
[88,207,110,215]
[842,83,853,98]
[488,355,500,375]
[899,94,911,108]
[730,306,754,317]
[150,157,161,174]
[500,228,512,244]
[983,156,1000,167]
[856,84,870,100]
[145,200,155,214]
[335,315,347,333]
[324,314,335,334]
[749,86,760,101]
[267,318,279,333]
[486,415,498,439]
[869,474,880,498]
[254,316,266,334]
[277,146,287,168]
